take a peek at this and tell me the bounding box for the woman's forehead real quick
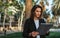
[35,8,41,11]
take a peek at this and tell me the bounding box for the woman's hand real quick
[31,31,39,37]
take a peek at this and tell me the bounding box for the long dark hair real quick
[30,5,43,19]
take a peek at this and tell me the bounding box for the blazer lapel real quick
[31,18,41,31]
[38,19,41,29]
[33,19,41,30]
[31,19,36,30]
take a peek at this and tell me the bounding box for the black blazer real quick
[23,18,49,38]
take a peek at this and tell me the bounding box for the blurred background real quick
[0,0,60,38]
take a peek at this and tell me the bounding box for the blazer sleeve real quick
[23,19,30,38]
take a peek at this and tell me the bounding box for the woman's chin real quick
[37,17,39,18]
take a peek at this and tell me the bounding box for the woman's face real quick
[34,7,42,18]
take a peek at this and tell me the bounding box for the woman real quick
[23,5,49,38]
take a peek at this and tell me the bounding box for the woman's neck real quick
[34,17,39,20]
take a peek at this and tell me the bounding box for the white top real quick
[34,20,40,38]
[34,20,39,29]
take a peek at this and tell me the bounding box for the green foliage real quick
[52,0,60,16]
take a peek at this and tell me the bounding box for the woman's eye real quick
[36,10,39,12]
[36,11,41,12]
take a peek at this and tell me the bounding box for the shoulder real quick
[25,18,32,22]
[39,18,46,23]
[39,18,45,21]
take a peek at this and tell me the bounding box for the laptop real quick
[37,23,53,35]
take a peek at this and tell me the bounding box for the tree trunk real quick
[25,0,32,19]
[3,9,6,36]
